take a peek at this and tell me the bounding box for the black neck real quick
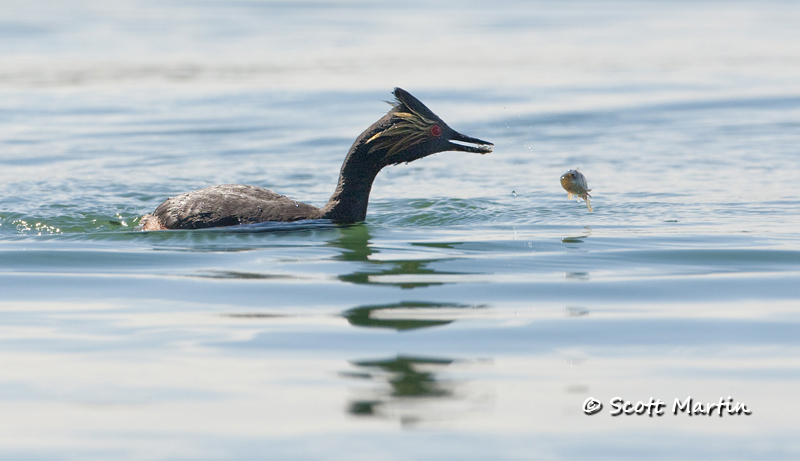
[321,113,393,223]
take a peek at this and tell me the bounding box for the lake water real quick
[2,1,800,459]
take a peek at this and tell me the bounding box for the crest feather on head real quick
[366,89,438,158]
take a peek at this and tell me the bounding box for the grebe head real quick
[366,87,493,166]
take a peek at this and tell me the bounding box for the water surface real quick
[2,1,800,460]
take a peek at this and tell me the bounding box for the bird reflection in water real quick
[341,299,492,426]
[343,301,486,331]
[341,355,491,427]
[329,224,474,289]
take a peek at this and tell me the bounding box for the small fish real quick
[560,169,593,212]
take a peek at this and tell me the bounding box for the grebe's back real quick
[138,88,493,230]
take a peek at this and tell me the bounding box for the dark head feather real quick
[366,88,442,160]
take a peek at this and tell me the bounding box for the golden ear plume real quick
[366,101,437,159]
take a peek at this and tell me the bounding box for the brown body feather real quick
[138,88,492,230]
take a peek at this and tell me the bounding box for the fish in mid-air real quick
[560,169,593,212]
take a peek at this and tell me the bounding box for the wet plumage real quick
[138,88,493,230]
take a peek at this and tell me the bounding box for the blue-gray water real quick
[2,1,800,460]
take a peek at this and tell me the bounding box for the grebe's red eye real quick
[430,125,442,137]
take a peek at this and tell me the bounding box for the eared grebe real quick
[138,88,493,230]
